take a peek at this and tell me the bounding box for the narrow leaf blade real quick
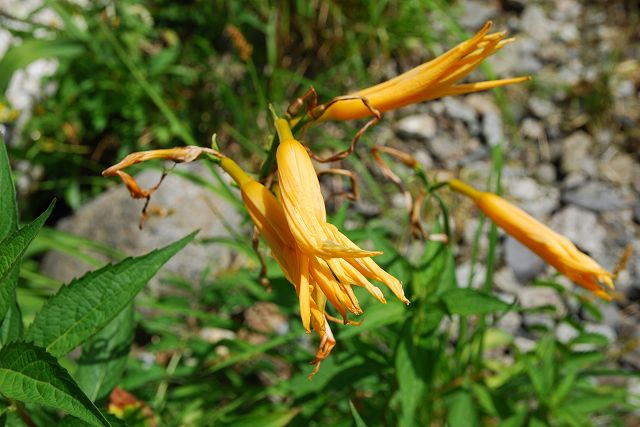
[0,39,83,93]
[441,288,510,316]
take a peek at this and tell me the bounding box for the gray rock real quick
[560,131,596,176]
[41,164,241,292]
[444,97,477,125]
[528,97,556,119]
[496,311,521,336]
[460,0,498,30]
[517,287,565,316]
[396,114,437,140]
[482,110,503,146]
[599,152,635,186]
[537,164,557,185]
[634,200,640,224]
[549,205,606,254]
[562,181,628,212]
[555,322,579,344]
[521,5,554,42]
[521,118,546,140]
[494,267,521,294]
[505,236,547,283]
[456,261,487,289]
[514,336,536,353]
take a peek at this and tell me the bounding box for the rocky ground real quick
[376,0,640,375]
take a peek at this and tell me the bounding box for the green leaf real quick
[441,288,510,316]
[0,39,84,93]
[56,414,126,427]
[0,138,17,241]
[0,301,23,346]
[0,138,22,341]
[0,341,110,427]
[447,391,478,427]
[76,304,134,401]
[395,322,426,427]
[26,232,195,357]
[349,401,368,427]
[0,200,54,320]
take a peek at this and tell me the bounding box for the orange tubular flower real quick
[317,21,530,121]
[449,179,615,300]
[274,118,410,312]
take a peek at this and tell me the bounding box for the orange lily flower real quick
[274,118,409,312]
[449,179,615,300]
[317,21,530,121]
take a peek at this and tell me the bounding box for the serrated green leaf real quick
[0,139,17,241]
[1,301,23,346]
[76,304,134,402]
[0,39,84,93]
[441,288,510,316]
[0,341,110,427]
[0,138,22,331]
[447,391,478,427]
[0,200,54,320]
[26,232,196,357]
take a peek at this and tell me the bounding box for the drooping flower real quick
[449,179,615,300]
[220,157,336,376]
[315,21,530,121]
[274,118,410,312]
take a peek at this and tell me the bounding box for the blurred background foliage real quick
[1,0,639,426]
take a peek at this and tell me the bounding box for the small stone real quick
[456,262,486,289]
[521,118,545,140]
[537,163,557,185]
[613,80,636,99]
[199,328,236,344]
[555,322,579,344]
[460,0,498,30]
[444,97,477,125]
[514,337,536,353]
[482,110,503,146]
[549,205,606,254]
[496,311,521,336]
[396,114,437,140]
[521,5,554,42]
[494,267,521,294]
[560,131,597,176]
[505,236,547,283]
[517,287,565,316]
[528,97,556,119]
[562,181,628,212]
[599,152,635,186]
